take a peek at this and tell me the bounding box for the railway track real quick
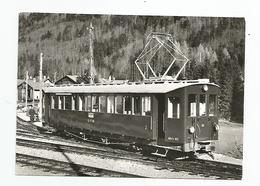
[16,117,242,179]
[16,153,144,177]
[16,137,145,162]
[16,136,242,179]
[16,117,40,135]
[16,129,123,155]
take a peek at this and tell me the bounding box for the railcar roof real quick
[44,80,219,94]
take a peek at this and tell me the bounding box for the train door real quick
[186,94,198,140]
[164,92,183,144]
[156,94,165,141]
[197,94,211,140]
[186,94,210,141]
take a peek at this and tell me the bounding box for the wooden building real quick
[55,75,86,85]
[17,79,49,103]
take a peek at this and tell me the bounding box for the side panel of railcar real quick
[46,93,155,141]
[49,109,153,139]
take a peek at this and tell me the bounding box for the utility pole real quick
[146,63,149,79]
[183,56,186,79]
[54,71,57,83]
[39,52,43,122]
[89,22,94,84]
[25,71,28,108]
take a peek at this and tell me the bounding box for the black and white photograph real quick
[15,12,244,179]
[1,0,260,185]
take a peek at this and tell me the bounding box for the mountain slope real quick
[18,13,245,122]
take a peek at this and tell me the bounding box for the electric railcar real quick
[43,78,220,155]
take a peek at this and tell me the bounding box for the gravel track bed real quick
[16,153,143,177]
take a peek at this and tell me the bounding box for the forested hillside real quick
[17,13,245,122]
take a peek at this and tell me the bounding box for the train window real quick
[58,96,61,109]
[99,96,106,113]
[83,96,87,111]
[65,96,72,110]
[188,94,196,117]
[43,94,45,110]
[123,96,132,114]
[168,97,180,119]
[199,94,206,116]
[209,95,217,116]
[72,95,76,110]
[107,96,114,113]
[63,96,65,109]
[142,96,151,116]
[92,95,99,112]
[51,96,54,109]
[115,96,123,114]
[75,95,79,110]
[78,95,84,111]
[54,96,58,109]
[58,96,64,110]
[86,95,91,111]
[58,96,60,109]
[133,96,141,115]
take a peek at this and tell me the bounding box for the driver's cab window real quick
[188,94,196,117]
[209,95,217,116]
[168,97,180,119]
[199,94,206,116]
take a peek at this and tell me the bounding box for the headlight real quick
[214,124,220,131]
[188,126,195,134]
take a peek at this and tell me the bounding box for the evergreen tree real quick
[218,47,233,119]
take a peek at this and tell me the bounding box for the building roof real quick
[66,75,78,83]
[28,80,42,90]
[44,80,219,94]
[55,75,86,84]
[17,79,24,87]
[17,79,46,90]
[44,78,53,83]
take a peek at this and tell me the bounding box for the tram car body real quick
[43,79,220,152]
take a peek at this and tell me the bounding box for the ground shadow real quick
[55,144,88,176]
